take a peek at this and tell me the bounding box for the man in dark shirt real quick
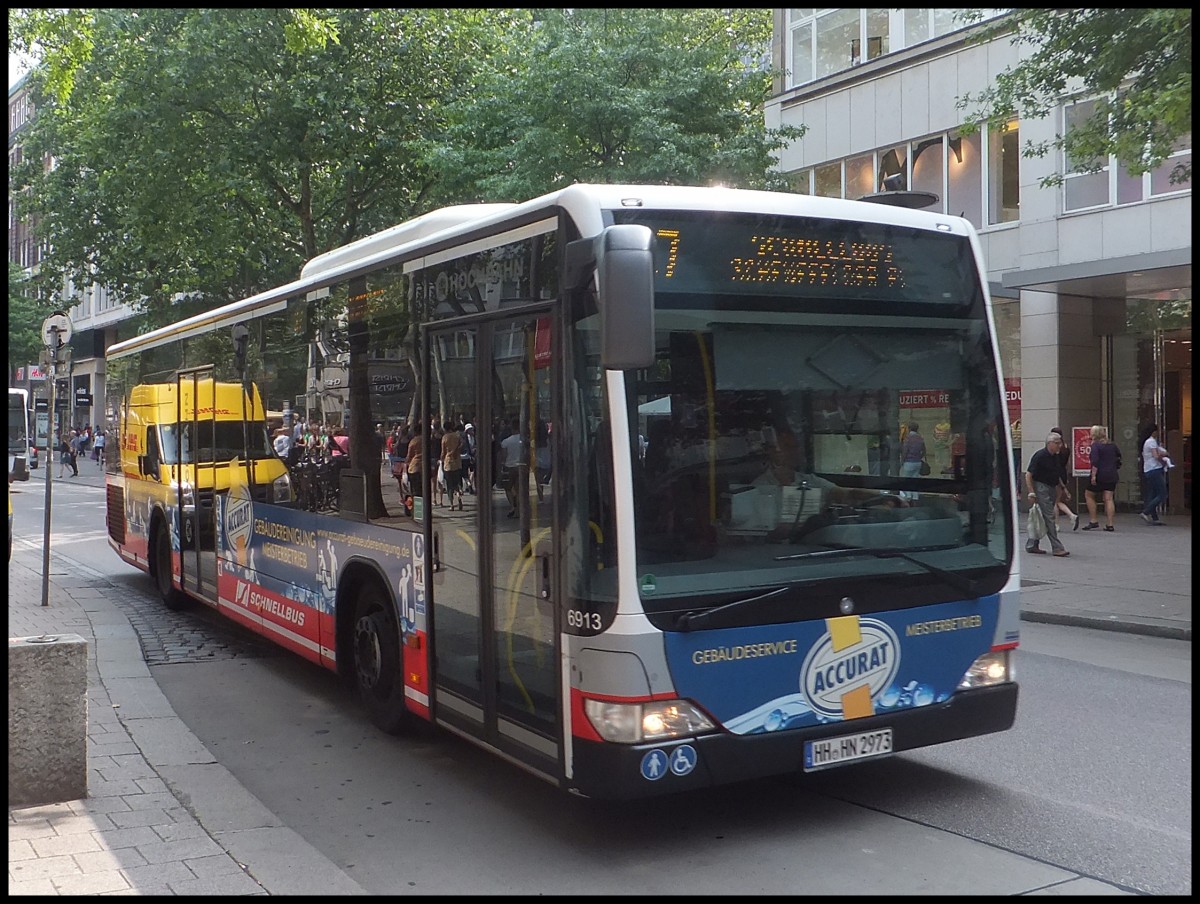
[1024,431,1069,556]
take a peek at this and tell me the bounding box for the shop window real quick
[946,131,982,226]
[911,135,945,210]
[787,169,813,196]
[845,153,875,200]
[814,162,841,198]
[878,145,907,192]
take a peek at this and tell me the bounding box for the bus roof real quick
[107,184,973,360]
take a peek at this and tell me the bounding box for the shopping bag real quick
[1027,503,1047,540]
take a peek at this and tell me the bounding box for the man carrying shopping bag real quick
[1025,432,1069,557]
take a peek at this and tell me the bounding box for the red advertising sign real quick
[1003,378,1021,422]
[898,390,949,408]
[533,317,552,369]
[1072,426,1092,477]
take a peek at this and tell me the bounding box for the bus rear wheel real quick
[152,521,189,611]
[353,585,409,734]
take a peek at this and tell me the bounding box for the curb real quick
[1020,609,1191,642]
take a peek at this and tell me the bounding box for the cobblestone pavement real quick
[101,573,278,666]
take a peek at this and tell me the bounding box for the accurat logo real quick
[800,618,900,719]
[224,481,253,561]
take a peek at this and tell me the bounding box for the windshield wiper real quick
[775,544,982,598]
[675,585,790,632]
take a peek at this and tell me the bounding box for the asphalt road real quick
[12,476,1193,895]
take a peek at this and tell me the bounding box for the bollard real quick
[8,633,88,806]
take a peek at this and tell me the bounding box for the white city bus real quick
[106,184,1019,798]
[8,388,32,482]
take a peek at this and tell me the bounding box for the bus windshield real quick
[616,211,1013,618]
[8,391,29,454]
[159,420,275,464]
[8,389,31,481]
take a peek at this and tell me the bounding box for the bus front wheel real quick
[353,585,409,734]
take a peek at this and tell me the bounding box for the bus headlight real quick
[174,481,195,511]
[957,649,1014,690]
[584,698,715,744]
[272,472,293,503]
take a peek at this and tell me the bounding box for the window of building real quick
[814,9,859,80]
[1117,162,1146,205]
[783,123,1022,230]
[1067,97,1190,209]
[1149,132,1192,197]
[845,153,875,200]
[787,9,1004,88]
[987,119,1020,225]
[789,17,814,87]
[814,161,842,198]
[787,168,813,195]
[877,144,907,192]
[910,135,945,207]
[1063,99,1110,211]
[946,130,982,223]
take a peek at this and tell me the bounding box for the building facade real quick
[766,9,1191,512]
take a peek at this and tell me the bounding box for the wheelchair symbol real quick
[669,745,697,776]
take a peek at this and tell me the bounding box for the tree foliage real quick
[10,7,799,331]
[8,262,58,376]
[432,8,803,201]
[958,9,1192,187]
[9,8,508,322]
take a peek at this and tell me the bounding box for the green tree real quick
[9,8,507,323]
[10,8,799,514]
[957,9,1192,187]
[7,262,58,379]
[432,8,804,200]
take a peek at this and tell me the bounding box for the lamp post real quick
[39,313,73,607]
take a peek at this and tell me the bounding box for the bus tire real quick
[152,519,190,611]
[353,583,409,734]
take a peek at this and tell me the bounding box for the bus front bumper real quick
[569,682,1017,800]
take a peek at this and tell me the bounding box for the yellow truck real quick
[112,379,292,605]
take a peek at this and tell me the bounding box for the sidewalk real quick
[9,463,368,895]
[8,462,1191,894]
[1018,508,1192,641]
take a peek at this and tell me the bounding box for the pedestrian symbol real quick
[640,749,668,781]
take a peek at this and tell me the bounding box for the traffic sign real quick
[41,312,73,348]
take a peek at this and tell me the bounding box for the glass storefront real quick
[1109,294,1192,513]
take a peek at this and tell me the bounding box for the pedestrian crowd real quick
[1025,420,1177,556]
[55,424,107,477]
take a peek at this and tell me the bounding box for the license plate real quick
[803,727,893,771]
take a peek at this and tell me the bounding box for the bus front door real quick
[428,314,560,778]
[177,369,219,604]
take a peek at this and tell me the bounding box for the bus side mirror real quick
[596,225,655,370]
[140,447,160,479]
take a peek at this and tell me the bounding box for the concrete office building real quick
[766,9,1191,512]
